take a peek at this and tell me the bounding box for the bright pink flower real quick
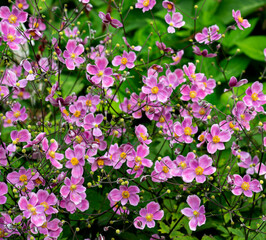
[165,12,185,33]
[228,76,248,88]
[6,167,35,189]
[206,124,231,154]
[142,75,168,103]
[0,85,9,98]
[60,195,89,213]
[98,12,123,28]
[15,0,29,10]
[192,45,217,58]
[18,193,46,227]
[196,130,208,148]
[112,143,134,169]
[156,41,174,53]
[174,152,195,177]
[69,101,86,126]
[135,124,152,145]
[135,0,156,12]
[183,62,204,84]
[0,22,25,50]
[243,81,266,112]
[0,145,8,166]
[86,57,114,88]
[108,185,140,206]
[7,129,31,152]
[65,145,85,178]
[78,93,100,113]
[60,177,86,205]
[231,174,262,197]
[41,138,64,169]
[63,39,85,70]
[0,213,22,237]
[238,155,259,175]
[195,25,221,44]
[107,199,130,215]
[83,113,104,136]
[255,163,266,179]
[162,1,175,12]
[182,154,216,183]
[134,201,164,229]
[191,102,211,121]
[25,28,43,40]
[173,117,198,144]
[13,88,30,100]
[160,69,185,90]
[232,10,251,30]
[181,195,206,231]
[88,156,112,172]
[170,50,184,65]
[112,51,136,71]
[29,17,46,31]
[36,190,58,215]
[0,182,8,204]
[24,132,46,148]
[0,6,28,27]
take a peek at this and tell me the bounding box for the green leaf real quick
[202,235,215,240]
[236,36,266,61]
[228,227,245,237]
[159,221,170,234]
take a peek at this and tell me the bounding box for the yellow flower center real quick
[97,71,103,77]
[191,74,196,79]
[41,222,47,228]
[33,22,39,28]
[19,174,28,182]
[140,133,147,141]
[12,138,20,145]
[71,53,76,59]
[146,213,153,222]
[30,31,36,37]
[159,116,165,123]
[71,157,79,166]
[143,0,150,7]
[122,190,130,198]
[18,91,24,97]
[251,93,258,101]
[75,136,83,143]
[70,184,77,191]
[63,109,69,116]
[8,14,17,24]
[35,178,42,185]
[162,166,169,173]
[241,182,250,191]
[174,56,179,62]
[199,134,205,142]
[7,119,12,124]
[18,3,23,9]
[13,111,21,118]
[151,86,159,94]
[7,34,16,42]
[199,108,206,115]
[40,201,49,211]
[167,3,173,10]
[184,127,192,136]
[127,104,131,110]
[0,228,5,238]
[121,57,128,65]
[74,110,81,117]
[240,114,245,120]
[195,166,204,175]
[97,159,105,166]
[169,22,173,26]
[212,135,220,143]
[120,152,127,159]
[134,165,140,171]
[238,17,243,23]
[49,151,55,158]
[193,210,199,217]
[179,161,187,169]
[86,100,92,107]
[189,91,197,99]
[229,122,235,129]
[135,156,142,163]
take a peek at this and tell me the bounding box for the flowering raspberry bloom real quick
[142,76,168,103]
[232,10,251,30]
[206,124,231,154]
[182,155,216,183]
[134,201,164,229]
[174,152,195,177]
[65,145,85,178]
[173,117,198,144]
[238,155,259,175]
[112,51,136,71]
[41,138,64,169]
[60,177,86,205]
[0,182,8,204]
[83,113,104,136]
[135,0,156,12]
[0,22,25,50]
[86,57,114,88]
[195,25,221,44]
[243,81,266,112]
[18,193,46,227]
[192,45,217,58]
[108,185,140,206]
[29,17,46,31]
[162,1,175,12]
[231,174,262,197]
[15,0,29,10]
[98,12,123,28]
[36,190,58,215]
[135,124,152,145]
[63,39,85,70]
[165,12,185,33]
[181,195,206,231]
[0,6,28,27]
[7,129,31,152]
[170,50,184,65]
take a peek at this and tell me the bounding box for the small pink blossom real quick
[7,129,31,152]
[192,45,217,58]
[165,12,185,33]
[174,152,195,177]
[170,50,184,65]
[36,190,58,215]
[162,1,175,12]
[83,113,104,136]
[135,124,152,145]
[195,25,221,44]
[232,10,251,30]
[0,182,8,204]
[98,12,123,28]
[0,6,28,27]
[15,0,29,10]
[135,0,156,12]
[112,51,136,71]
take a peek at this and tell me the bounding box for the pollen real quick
[167,4,173,10]
[49,151,55,158]
[199,134,205,142]
[151,86,159,94]
[71,53,76,59]
[8,14,17,24]
[179,161,187,169]
[71,157,79,166]
[18,3,23,9]
[19,174,28,182]
[174,56,179,62]
[212,135,220,143]
[33,22,39,28]
[121,57,128,65]
[75,135,83,143]
[122,190,130,198]
[143,0,150,7]
[189,91,197,99]
[97,159,104,166]
[240,114,245,120]
[162,166,169,173]
[73,110,81,117]
[195,166,204,175]
[159,116,165,123]
[241,181,250,191]
[184,127,192,136]
[40,201,49,211]
[145,213,153,222]
[199,108,206,115]
[120,152,127,159]
[62,109,69,116]
[70,184,77,191]
[169,22,173,26]
[86,100,92,107]
[97,71,103,77]
[140,132,147,141]
[191,74,196,79]
[229,122,235,129]
[7,34,16,42]
[238,17,243,23]
[193,210,199,217]
[135,156,142,162]
[251,93,258,101]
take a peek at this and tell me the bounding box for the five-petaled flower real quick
[232,10,251,30]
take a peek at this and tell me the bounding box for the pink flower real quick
[88,156,112,172]
[170,50,184,65]
[197,130,208,148]
[109,185,140,206]
[231,174,262,197]
[7,129,31,152]
[7,167,35,189]
[173,117,198,144]
[206,124,231,154]
[156,41,174,53]
[181,195,206,231]
[182,155,216,183]
[41,138,64,169]
[98,12,123,28]
[174,152,195,177]
[65,145,85,178]
[112,51,136,71]
[160,69,185,90]
[122,36,142,51]
[183,62,204,84]
[24,132,46,148]
[135,0,156,12]
[69,101,86,126]
[16,0,29,10]
[29,17,46,31]
[0,85,9,98]
[0,145,8,166]
[232,10,251,30]
[228,76,248,88]
[83,113,104,136]
[191,102,211,121]
[36,190,58,215]
[192,45,217,58]
[63,39,85,70]
[0,6,28,27]
[18,193,46,227]
[78,93,100,113]
[112,143,134,169]
[162,1,175,12]
[135,124,152,145]
[134,202,164,229]
[0,182,8,204]
[243,81,266,112]
[195,25,221,44]
[238,155,259,175]
[165,12,185,33]
[255,163,266,179]
[86,57,114,88]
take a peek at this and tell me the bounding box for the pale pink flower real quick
[83,113,104,136]
[174,152,195,177]
[112,51,136,71]
[232,10,251,30]
[135,124,152,145]
[0,6,28,27]
[170,50,184,65]
[7,129,31,152]
[0,182,8,204]
[135,0,156,12]
[15,0,29,10]
[165,12,185,33]
[162,1,175,12]
[195,25,221,44]
[98,12,123,28]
